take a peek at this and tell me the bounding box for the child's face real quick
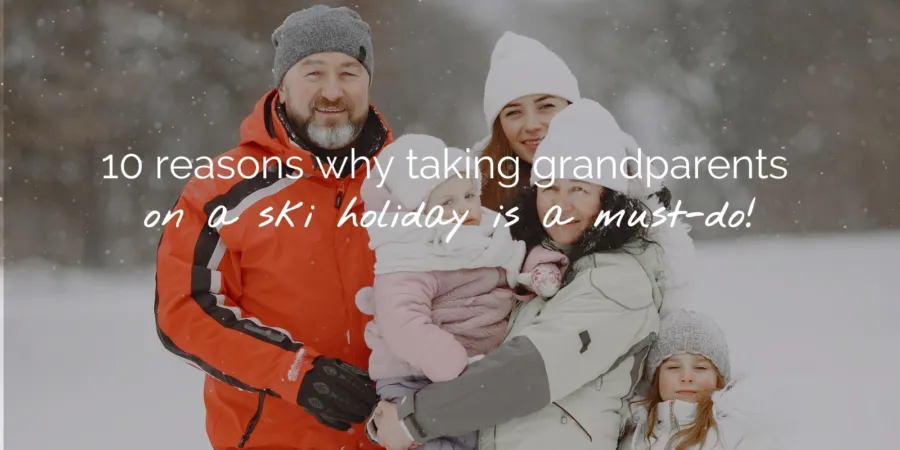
[426,176,482,225]
[658,353,719,403]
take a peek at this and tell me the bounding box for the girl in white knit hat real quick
[356,133,569,450]
[474,31,582,212]
[619,310,781,450]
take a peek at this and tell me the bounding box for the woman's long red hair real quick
[478,119,520,211]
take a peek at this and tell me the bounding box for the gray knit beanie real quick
[271,5,374,86]
[646,310,731,383]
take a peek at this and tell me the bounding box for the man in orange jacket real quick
[155,5,394,449]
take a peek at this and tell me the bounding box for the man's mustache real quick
[309,98,350,112]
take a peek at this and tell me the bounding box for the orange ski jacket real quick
[155,89,393,449]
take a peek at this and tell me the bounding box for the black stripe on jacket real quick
[155,165,303,393]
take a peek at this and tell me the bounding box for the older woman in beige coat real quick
[372,98,695,450]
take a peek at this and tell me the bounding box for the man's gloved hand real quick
[297,356,379,431]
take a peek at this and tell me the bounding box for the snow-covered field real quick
[5,231,899,449]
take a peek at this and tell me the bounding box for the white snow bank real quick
[5,266,208,449]
[689,231,900,449]
[4,231,899,449]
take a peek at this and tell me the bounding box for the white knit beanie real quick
[483,31,581,130]
[646,310,731,383]
[371,134,478,211]
[529,98,664,197]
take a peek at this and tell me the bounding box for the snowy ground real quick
[5,231,899,449]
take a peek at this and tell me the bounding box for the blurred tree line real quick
[4,0,898,268]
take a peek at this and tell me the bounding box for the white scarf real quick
[367,207,526,287]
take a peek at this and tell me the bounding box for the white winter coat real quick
[476,240,665,450]
[618,381,782,450]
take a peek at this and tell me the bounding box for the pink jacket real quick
[356,167,568,382]
[356,246,567,382]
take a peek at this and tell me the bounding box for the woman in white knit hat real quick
[472,33,696,318]
[618,310,782,450]
[373,99,693,450]
[474,31,581,212]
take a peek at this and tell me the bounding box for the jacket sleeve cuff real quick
[365,407,381,444]
[272,346,321,402]
[396,394,428,442]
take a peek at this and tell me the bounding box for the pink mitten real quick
[516,263,563,297]
[522,246,569,274]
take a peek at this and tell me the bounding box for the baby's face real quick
[657,353,720,403]
[425,176,482,225]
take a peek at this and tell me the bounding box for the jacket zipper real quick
[332,177,353,360]
[335,178,348,209]
[238,391,267,448]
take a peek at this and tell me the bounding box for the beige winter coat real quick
[389,229,693,450]
[476,241,664,450]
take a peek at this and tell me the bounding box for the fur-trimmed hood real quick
[640,195,696,317]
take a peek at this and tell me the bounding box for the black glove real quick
[297,356,379,431]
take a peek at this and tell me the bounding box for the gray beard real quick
[306,121,359,149]
[286,104,365,150]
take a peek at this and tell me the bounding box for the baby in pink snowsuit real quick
[355,134,567,450]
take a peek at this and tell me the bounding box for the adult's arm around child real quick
[393,255,661,442]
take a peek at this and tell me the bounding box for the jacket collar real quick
[655,399,699,432]
[560,193,695,313]
[627,379,750,432]
[542,238,574,255]
[273,97,388,175]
